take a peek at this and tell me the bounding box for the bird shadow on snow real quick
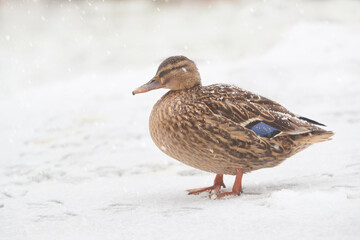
[106,183,299,217]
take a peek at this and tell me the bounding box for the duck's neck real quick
[169,83,202,93]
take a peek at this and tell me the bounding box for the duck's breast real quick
[148,89,247,174]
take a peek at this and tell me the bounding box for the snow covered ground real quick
[1,0,360,239]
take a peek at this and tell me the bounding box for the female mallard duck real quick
[133,56,334,198]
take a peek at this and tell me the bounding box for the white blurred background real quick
[1,0,359,97]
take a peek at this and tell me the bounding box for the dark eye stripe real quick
[158,64,188,79]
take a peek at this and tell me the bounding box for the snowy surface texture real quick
[1,0,360,239]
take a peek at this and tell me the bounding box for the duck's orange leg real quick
[187,174,226,195]
[216,168,244,199]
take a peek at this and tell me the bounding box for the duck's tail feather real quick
[294,130,334,143]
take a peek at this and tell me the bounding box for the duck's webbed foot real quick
[215,190,242,199]
[187,174,225,195]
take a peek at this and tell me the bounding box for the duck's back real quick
[149,84,333,175]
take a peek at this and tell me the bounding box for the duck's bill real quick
[132,77,165,95]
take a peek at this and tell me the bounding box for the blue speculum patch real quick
[247,121,280,138]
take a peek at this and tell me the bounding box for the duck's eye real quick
[246,121,280,138]
[159,77,165,84]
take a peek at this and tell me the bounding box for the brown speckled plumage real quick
[133,56,334,197]
[149,84,332,175]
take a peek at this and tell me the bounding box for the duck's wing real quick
[199,84,327,138]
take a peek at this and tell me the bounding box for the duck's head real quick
[132,56,201,95]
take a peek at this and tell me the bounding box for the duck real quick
[132,56,334,199]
